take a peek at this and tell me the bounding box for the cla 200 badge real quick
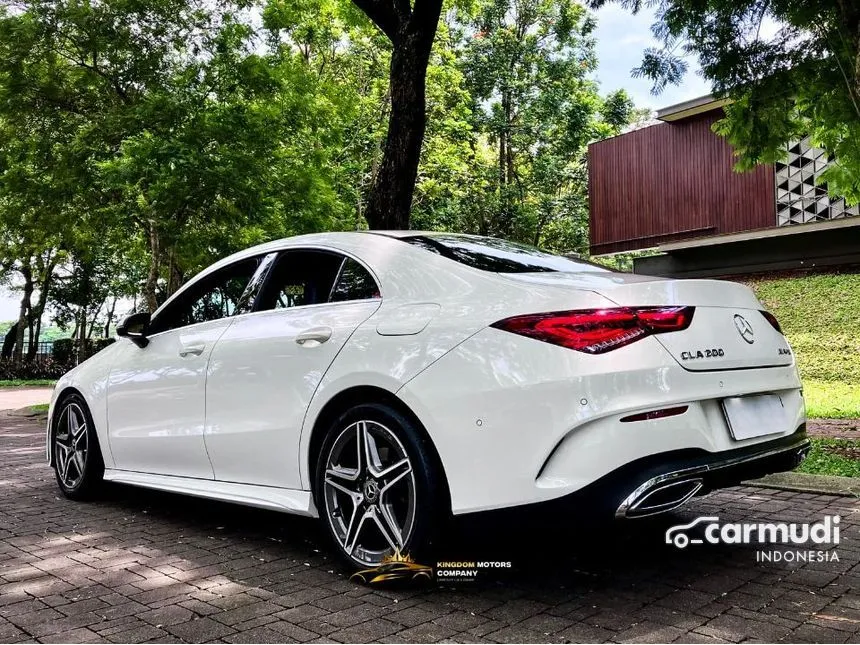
[681,347,725,360]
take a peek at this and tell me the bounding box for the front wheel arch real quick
[307,385,451,516]
[48,386,87,467]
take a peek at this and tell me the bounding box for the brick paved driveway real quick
[1,414,858,644]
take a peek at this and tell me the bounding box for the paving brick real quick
[165,617,236,642]
[328,617,402,643]
[1,413,858,645]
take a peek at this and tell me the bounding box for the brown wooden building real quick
[588,95,860,277]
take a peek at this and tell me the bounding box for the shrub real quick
[52,338,74,364]
[52,337,116,364]
[0,358,70,380]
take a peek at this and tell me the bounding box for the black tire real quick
[52,393,104,500]
[314,402,443,571]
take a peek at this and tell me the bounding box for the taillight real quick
[490,306,695,354]
[760,310,782,334]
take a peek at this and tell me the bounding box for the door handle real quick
[179,343,206,357]
[296,327,333,346]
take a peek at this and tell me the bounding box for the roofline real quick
[656,94,730,122]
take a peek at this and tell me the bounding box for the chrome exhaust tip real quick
[616,478,703,519]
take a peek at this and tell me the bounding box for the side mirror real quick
[116,312,151,348]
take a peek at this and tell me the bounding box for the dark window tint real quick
[401,234,609,273]
[256,249,344,310]
[151,257,261,333]
[330,258,380,302]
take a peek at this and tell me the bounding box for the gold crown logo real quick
[381,548,415,564]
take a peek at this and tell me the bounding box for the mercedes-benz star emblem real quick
[733,314,755,344]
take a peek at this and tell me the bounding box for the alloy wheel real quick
[322,420,417,566]
[54,402,89,489]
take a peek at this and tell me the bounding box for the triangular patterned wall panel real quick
[775,136,854,225]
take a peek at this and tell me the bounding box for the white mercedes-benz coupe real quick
[47,231,809,568]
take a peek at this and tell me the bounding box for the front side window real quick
[256,250,380,311]
[401,234,610,274]
[150,257,262,334]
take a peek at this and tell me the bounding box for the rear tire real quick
[314,402,442,570]
[52,394,104,500]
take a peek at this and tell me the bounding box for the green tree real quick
[593,0,860,202]
[459,0,634,250]
[0,0,345,314]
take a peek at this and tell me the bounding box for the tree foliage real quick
[0,0,639,354]
[592,0,860,202]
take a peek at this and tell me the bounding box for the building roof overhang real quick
[656,216,860,251]
[633,216,860,278]
[655,95,730,122]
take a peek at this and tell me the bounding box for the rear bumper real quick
[613,427,810,518]
[513,427,810,520]
[399,327,806,515]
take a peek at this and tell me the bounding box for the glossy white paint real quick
[204,300,381,488]
[107,319,234,479]
[47,231,805,520]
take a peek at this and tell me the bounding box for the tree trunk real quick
[13,268,33,362]
[77,310,87,364]
[2,323,18,359]
[167,248,184,297]
[362,3,443,230]
[144,223,160,313]
[27,260,55,360]
[105,297,117,337]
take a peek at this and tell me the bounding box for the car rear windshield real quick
[400,234,609,273]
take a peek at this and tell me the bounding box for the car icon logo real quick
[733,314,755,344]
[665,516,720,548]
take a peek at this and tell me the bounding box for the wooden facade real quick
[588,110,776,255]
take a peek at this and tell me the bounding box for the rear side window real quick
[256,250,380,311]
[330,258,380,302]
[401,234,608,273]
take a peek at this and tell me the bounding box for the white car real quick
[46,232,810,568]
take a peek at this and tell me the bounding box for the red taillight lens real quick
[491,306,695,354]
[760,310,782,334]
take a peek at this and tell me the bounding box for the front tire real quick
[52,394,104,500]
[315,402,442,570]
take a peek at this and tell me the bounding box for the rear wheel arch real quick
[307,385,451,514]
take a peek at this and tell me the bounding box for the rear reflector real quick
[760,310,782,334]
[621,406,689,423]
[491,306,695,354]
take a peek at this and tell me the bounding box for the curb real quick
[745,472,860,498]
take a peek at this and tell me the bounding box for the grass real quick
[796,438,860,478]
[28,403,49,415]
[0,379,57,387]
[803,379,860,419]
[743,272,860,418]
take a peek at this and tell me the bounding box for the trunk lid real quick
[499,272,794,371]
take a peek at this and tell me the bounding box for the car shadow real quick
[95,480,757,596]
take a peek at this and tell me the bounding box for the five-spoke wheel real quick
[55,402,89,489]
[52,394,103,499]
[316,403,442,569]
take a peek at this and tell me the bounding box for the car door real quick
[107,255,270,479]
[204,248,382,489]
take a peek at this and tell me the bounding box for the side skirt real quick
[103,469,319,518]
